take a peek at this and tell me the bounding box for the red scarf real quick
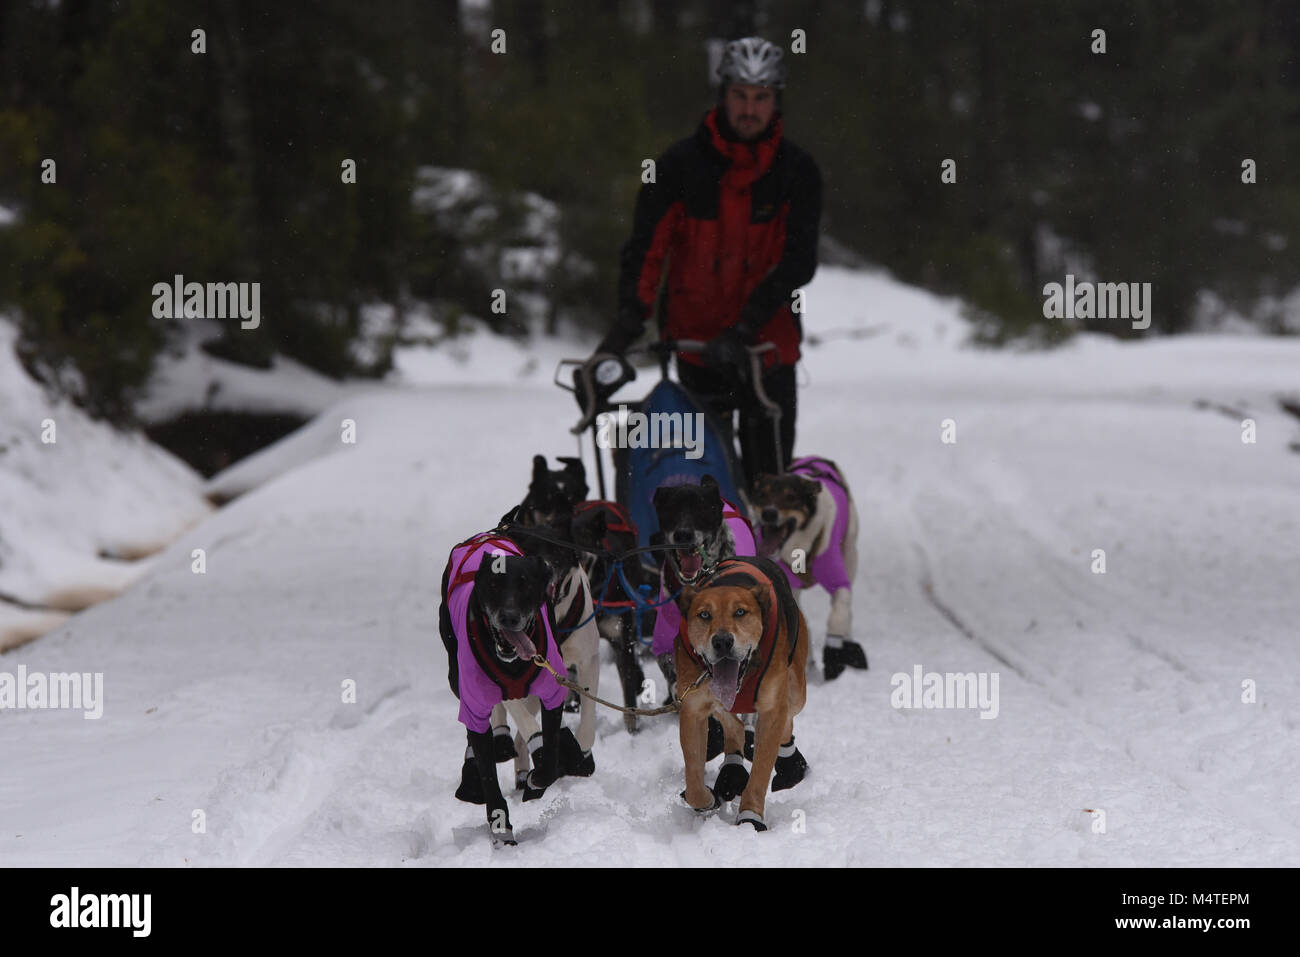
[704,109,782,300]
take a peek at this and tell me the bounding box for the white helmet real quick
[716,36,786,89]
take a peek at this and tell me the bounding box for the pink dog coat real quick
[443,533,567,732]
[781,456,852,595]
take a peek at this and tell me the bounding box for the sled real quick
[556,339,783,555]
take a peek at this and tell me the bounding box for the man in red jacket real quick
[587,37,822,479]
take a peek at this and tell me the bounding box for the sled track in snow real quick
[912,543,1025,679]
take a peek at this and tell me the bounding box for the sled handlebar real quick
[558,340,780,435]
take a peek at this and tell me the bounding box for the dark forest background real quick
[2,0,1298,420]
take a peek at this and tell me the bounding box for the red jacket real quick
[603,108,822,369]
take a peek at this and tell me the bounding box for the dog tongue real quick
[757,526,782,558]
[709,658,741,711]
[679,552,703,578]
[503,629,537,661]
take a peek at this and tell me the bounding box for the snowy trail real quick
[4,268,1298,867]
[855,391,1300,862]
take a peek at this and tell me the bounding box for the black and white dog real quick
[750,456,867,680]
[497,510,600,789]
[486,455,601,783]
[439,535,565,846]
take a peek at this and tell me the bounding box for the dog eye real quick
[734,608,746,617]
[698,610,711,620]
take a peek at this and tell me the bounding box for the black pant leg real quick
[738,364,797,479]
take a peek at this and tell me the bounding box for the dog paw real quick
[522,770,552,802]
[713,755,749,802]
[492,725,517,763]
[558,727,595,777]
[490,826,517,847]
[743,727,755,762]
[454,758,487,805]
[680,787,722,815]
[842,639,868,670]
[514,769,529,792]
[736,809,767,831]
[771,747,808,791]
[823,639,867,680]
[623,713,639,735]
[706,715,725,761]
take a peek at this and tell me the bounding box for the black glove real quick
[702,327,754,380]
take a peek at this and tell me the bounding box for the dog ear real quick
[700,474,719,492]
[524,555,553,598]
[653,484,674,508]
[558,456,586,479]
[531,454,549,482]
[749,582,770,616]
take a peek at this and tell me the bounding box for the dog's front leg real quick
[739,692,789,830]
[827,587,852,641]
[712,707,749,802]
[522,705,561,800]
[505,698,541,790]
[678,692,715,811]
[467,728,515,846]
[611,613,645,732]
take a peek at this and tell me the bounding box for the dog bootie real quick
[823,637,868,680]
[714,753,749,802]
[491,824,517,848]
[737,809,767,831]
[706,715,725,761]
[492,724,517,763]
[454,752,486,805]
[558,727,595,777]
[771,739,808,791]
[681,786,722,815]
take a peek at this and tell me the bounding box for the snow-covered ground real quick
[3,266,1298,866]
[0,318,210,651]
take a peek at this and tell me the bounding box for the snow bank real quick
[0,317,210,646]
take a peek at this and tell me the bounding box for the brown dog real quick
[675,556,810,830]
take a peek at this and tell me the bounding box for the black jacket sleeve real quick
[599,147,684,355]
[737,149,822,338]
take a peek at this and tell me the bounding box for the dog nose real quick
[499,611,525,631]
[711,632,734,656]
[761,507,778,524]
[671,530,695,545]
